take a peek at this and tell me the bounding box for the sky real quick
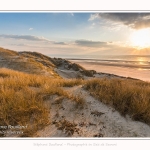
[1,12,150,58]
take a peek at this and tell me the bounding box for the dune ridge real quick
[0,47,150,137]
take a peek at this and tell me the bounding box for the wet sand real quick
[69,60,150,82]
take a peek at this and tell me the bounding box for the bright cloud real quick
[70,13,74,16]
[89,13,150,29]
[0,13,150,57]
[29,28,33,30]
[0,34,51,42]
[75,40,108,47]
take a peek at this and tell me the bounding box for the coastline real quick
[68,59,150,82]
[1,48,150,138]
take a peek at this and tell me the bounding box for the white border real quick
[0,0,150,10]
[1,10,150,13]
[0,8,150,149]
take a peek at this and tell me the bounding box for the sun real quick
[130,28,150,49]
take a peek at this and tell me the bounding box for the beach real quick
[1,48,150,138]
[68,55,150,81]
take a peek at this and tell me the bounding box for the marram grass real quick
[84,78,150,125]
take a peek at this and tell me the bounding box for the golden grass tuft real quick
[0,47,18,57]
[0,69,51,137]
[69,93,85,109]
[84,78,150,124]
[59,79,84,87]
[0,68,85,137]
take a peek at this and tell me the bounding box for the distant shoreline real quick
[68,59,150,70]
[68,59,150,82]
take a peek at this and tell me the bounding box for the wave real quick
[68,58,150,70]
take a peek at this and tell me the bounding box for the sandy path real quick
[35,86,150,137]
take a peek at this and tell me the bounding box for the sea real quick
[66,55,150,81]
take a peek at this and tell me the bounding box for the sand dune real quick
[0,47,150,138]
[36,85,150,137]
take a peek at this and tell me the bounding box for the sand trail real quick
[36,85,150,137]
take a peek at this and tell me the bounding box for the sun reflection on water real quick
[137,57,146,65]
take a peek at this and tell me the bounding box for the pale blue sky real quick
[1,13,150,57]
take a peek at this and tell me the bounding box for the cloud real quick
[0,34,51,42]
[75,40,108,47]
[89,13,150,29]
[10,43,29,46]
[53,42,67,45]
[88,14,99,21]
[70,13,74,16]
[29,28,33,30]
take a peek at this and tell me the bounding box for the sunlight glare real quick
[130,28,150,49]
[137,57,145,65]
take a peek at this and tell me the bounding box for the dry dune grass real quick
[20,51,56,68]
[0,48,59,77]
[84,78,150,125]
[0,69,50,137]
[0,57,52,75]
[0,47,18,57]
[40,78,85,108]
[0,68,84,137]
[59,79,84,87]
